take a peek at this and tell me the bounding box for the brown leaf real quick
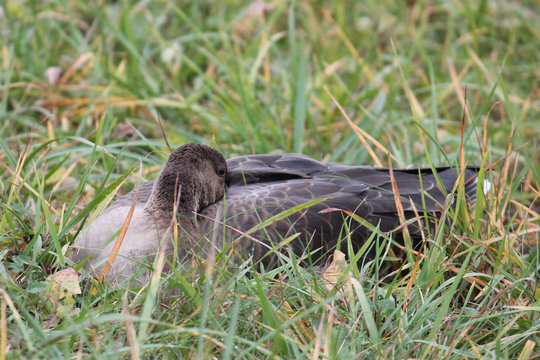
[321,250,354,307]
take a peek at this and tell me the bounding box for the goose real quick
[71,143,485,285]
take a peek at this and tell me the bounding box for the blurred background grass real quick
[0,0,539,358]
[2,0,538,164]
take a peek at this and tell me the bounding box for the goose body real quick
[71,144,482,284]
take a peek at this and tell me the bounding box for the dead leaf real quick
[41,268,81,323]
[51,268,82,295]
[322,250,354,308]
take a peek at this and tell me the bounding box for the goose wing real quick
[198,155,479,266]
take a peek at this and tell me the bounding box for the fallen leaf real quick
[322,250,354,308]
[40,268,81,323]
[52,268,82,295]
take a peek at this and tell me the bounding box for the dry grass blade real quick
[58,52,95,86]
[50,158,80,194]
[496,123,516,220]
[123,292,140,360]
[279,301,311,346]
[521,179,540,198]
[156,114,172,154]
[403,200,426,310]
[517,339,536,360]
[0,289,32,351]
[448,58,470,124]
[458,94,472,228]
[386,151,412,264]
[510,199,540,220]
[98,163,144,284]
[325,86,399,167]
[320,8,374,81]
[311,311,324,360]
[323,305,335,358]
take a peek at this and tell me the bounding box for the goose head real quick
[144,143,227,219]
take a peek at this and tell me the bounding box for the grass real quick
[1,0,539,358]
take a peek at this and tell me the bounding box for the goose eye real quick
[217,167,226,177]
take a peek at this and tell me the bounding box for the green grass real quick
[1,0,539,358]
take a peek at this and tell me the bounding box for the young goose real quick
[71,143,483,284]
[71,144,228,284]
